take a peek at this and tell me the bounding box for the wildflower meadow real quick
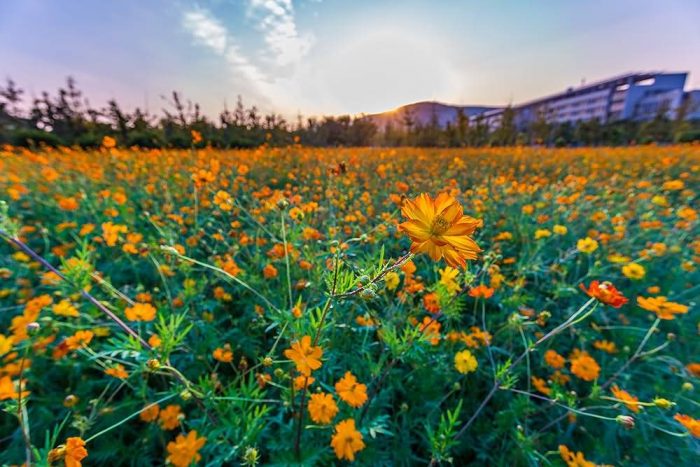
[0,142,698,466]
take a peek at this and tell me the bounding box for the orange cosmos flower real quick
[399,193,481,268]
[558,445,598,467]
[284,335,323,376]
[105,364,128,379]
[125,302,157,322]
[139,403,160,422]
[166,430,206,467]
[308,392,339,425]
[570,351,600,382]
[58,196,80,211]
[686,363,700,378]
[593,340,618,354]
[0,376,29,400]
[674,413,700,438]
[611,385,640,413]
[422,292,440,313]
[102,135,116,148]
[469,284,495,299]
[335,371,368,408]
[213,345,234,363]
[293,375,315,390]
[636,296,688,320]
[64,330,94,351]
[531,376,551,396]
[46,436,90,467]
[579,281,628,308]
[263,263,278,279]
[331,419,365,461]
[544,349,566,369]
[159,404,183,430]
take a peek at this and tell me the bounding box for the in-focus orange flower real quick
[636,296,688,320]
[399,193,481,268]
[284,335,322,376]
[335,371,368,408]
[331,418,365,461]
[166,430,206,467]
[579,281,628,308]
[308,392,339,425]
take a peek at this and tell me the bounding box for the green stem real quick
[85,393,177,443]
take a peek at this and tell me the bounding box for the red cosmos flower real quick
[579,281,628,308]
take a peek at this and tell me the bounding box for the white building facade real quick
[470,72,694,129]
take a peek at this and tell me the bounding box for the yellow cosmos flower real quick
[621,263,645,280]
[399,193,481,268]
[577,237,599,254]
[454,350,478,374]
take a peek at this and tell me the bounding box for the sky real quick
[1,0,700,119]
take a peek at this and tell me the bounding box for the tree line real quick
[1,77,698,149]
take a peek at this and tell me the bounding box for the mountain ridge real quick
[364,101,501,129]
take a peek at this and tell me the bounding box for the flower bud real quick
[242,446,261,466]
[263,356,273,367]
[653,398,674,409]
[276,198,289,210]
[359,288,377,300]
[616,415,635,429]
[26,321,40,336]
[682,382,694,392]
[180,389,192,400]
[147,359,161,370]
[63,394,79,408]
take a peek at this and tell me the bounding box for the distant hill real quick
[364,101,501,130]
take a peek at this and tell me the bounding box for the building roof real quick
[515,72,666,109]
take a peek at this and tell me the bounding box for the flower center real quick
[430,215,450,235]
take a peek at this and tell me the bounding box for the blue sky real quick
[1,0,699,117]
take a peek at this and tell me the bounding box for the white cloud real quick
[181,4,319,114]
[247,0,314,68]
[182,9,228,55]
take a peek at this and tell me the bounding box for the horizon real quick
[2,0,700,119]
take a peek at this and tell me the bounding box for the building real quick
[685,90,700,121]
[470,72,693,130]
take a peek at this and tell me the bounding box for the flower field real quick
[0,143,698,466]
